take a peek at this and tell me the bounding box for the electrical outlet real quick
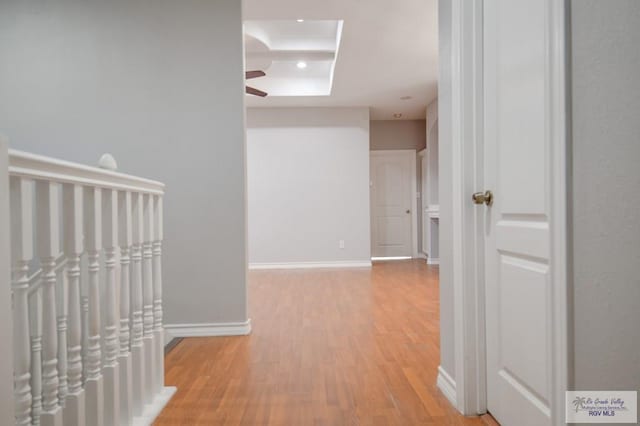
[339,240,345,249]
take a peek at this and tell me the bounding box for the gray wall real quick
[0,0,248,325]
[570,0,640,394]
[369,120,427,151]
[437,0,456,381]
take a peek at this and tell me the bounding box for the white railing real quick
[8,150,176,426]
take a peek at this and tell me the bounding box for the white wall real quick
[247,108,371,266]
[422,99,439,261]
[426,99,439,206]
[0,0,249,327]
[570,0,640,394]
[437,0,456,382]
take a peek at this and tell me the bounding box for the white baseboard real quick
[427,258,440,265]
[164,319,252,338]
[249,260,372,270]
[163,329,173,347]
[436,366,457,408]
[132,386,177,426]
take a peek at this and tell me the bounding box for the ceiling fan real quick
[245,70,268,97]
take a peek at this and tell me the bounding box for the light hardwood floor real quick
[155,260,487,425]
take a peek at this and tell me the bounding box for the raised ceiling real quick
[242,0,438,120]
[244,20,343,97]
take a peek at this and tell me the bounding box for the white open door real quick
[481,0,565,424]
[370,150,415,258]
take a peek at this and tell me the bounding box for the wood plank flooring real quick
[155,260,486,425]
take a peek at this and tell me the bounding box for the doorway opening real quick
[446,1,570,425]
[369,149,418,260]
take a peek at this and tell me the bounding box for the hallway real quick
[155,261,484,425]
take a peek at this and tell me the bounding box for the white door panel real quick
[370,152,413,257]
[484,0,553,424]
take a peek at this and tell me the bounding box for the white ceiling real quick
[242,0,439,120]
[244,20,342,97]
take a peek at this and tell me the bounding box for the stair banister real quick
[10,177,34,426]
[118,190,133,423]
[6,148,175,426]
[62,183,85,425]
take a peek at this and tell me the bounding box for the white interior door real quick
[483,0,555,425]
[370,151,414,258]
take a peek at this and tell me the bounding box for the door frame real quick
[369,149,419,259]
[418,148,428,257]
[448,0,570,424]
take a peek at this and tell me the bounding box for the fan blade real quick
[246,86,268,97]
[245,70,266,79]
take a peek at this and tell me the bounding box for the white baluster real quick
[10,177,33,426]
[35,181,63,426]
[130,192,146,415]
[153,195,164,394]
[7,151,172,425]
[83,186,104,426]
[30,288,43,426]
[81,296,89,383]
[56,273,68,412]
[142,194,155,404]
[62,183,86,425]
[102,188,121,425]
[118,191,133,424]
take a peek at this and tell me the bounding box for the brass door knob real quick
[472,190,493,206]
